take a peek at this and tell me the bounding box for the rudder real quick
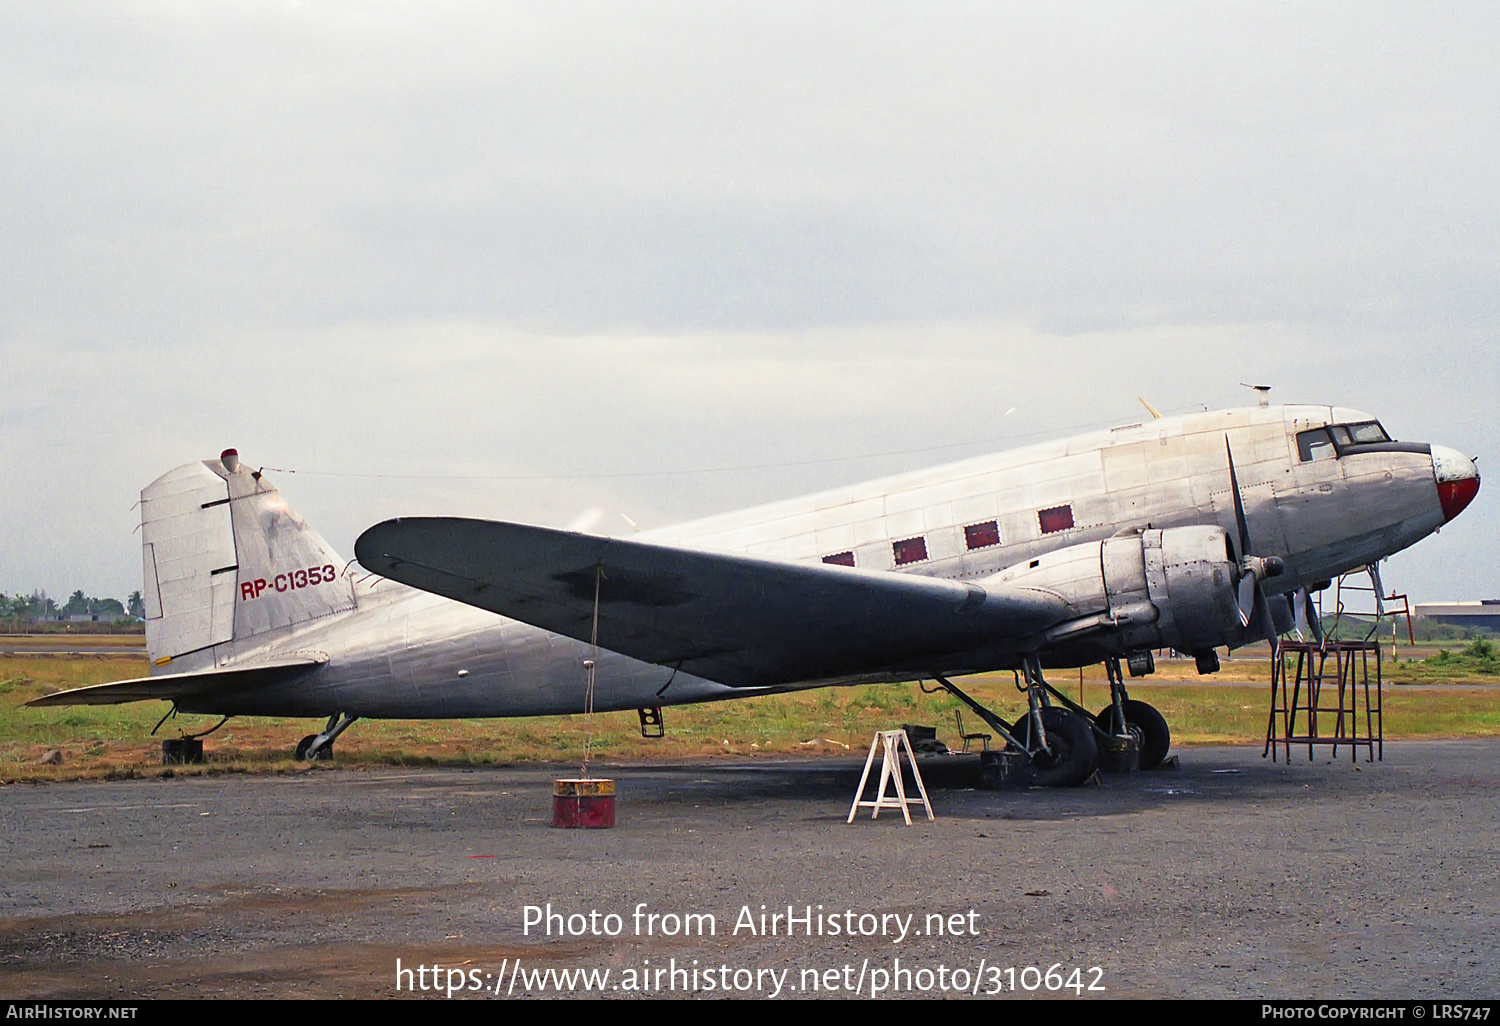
[141,451,354,667]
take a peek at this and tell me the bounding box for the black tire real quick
[1094,700,1170,770]
[295,734,332,762]
[1015,708,1098,787]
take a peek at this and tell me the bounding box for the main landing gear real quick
[1094,656,1171,770]
[932,658,1098,787]
[295,712,359,762]
[929,654,1172,787]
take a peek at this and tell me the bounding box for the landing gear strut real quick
[930,657,1098,787]
[1093,656,1171,769]
[296,712,359,762]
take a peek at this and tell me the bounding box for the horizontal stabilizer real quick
[355,518,1064,688]
[26,656,325,707]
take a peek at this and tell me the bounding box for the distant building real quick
[1413,600,1500,632]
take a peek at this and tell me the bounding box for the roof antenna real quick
[1138,397,1162,420]
[1239,382,1272,408]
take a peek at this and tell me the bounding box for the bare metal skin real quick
[31,404,1479,751]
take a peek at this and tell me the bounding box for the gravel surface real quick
[1,740,1496,1000]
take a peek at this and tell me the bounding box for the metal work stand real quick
[1264,640,1383,763]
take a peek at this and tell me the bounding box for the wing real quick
[26,657,324,707]
[355,518,1068,688]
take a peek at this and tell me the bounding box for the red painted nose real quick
[1439,475,1480,522]
[1432,445,1479,523]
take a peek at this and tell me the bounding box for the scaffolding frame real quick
[1330,573,1415,657]
[1264,639,1383,763]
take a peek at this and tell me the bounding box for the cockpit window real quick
[1297,428,1337,462]
[1341,421,1389,444]
[1298,421,1392,461]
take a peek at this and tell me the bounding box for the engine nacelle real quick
[982,525,1250,660]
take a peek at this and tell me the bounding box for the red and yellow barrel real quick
[552,778,616,828]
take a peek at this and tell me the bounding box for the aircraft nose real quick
[1432,445,1480,523]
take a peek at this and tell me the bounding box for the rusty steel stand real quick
[1264,640,1383,763]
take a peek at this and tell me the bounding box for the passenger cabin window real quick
[892,536,928,565]
[822,551,855,567]
[964,520,1001,550]
[1038,505,1074,534]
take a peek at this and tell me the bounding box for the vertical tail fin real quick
[141,453,354,666]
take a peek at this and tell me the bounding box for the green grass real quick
[1388,639,1500,680]
[5,655,1500,783]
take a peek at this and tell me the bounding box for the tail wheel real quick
[295,734,333,762]
[1014,708,1098,787]
[1095,699,1170,770]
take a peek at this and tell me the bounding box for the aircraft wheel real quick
[1095,700,1170,770]
[295,734,332,762]
[1017,708,1097,787]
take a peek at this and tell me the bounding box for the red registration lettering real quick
[245,567,338,599]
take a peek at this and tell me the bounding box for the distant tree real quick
[62,590,90,618]
[95,597,125,616]
[128,590,145,618]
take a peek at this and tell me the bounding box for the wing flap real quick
[355,518,1066,687]
[26,656,325,707]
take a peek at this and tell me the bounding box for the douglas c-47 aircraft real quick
[32,404,1480,786]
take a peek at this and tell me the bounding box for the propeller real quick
[1366,562,1387,618]
[1225,438,1286,640]
[1292,588,1323,643]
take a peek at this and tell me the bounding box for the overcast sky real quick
[2,1,1496,606]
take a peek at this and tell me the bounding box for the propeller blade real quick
[1293,587,1309,641]
[1223,437,1289,641]
[1366,562,1387,617]
[1255,586,1280,653]
[1237,573,1257,627]
[1225,438,1253,560]
[1305,590,1324,643]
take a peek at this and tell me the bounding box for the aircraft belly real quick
[353,598,740,717]
[1286,514,1440,587]
[355,633,727,718]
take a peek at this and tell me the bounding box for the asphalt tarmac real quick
[2,740,1496,1000]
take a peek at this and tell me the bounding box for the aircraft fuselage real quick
[168,404,1473,720]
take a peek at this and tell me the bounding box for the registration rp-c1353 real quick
[32,403,1480,786]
